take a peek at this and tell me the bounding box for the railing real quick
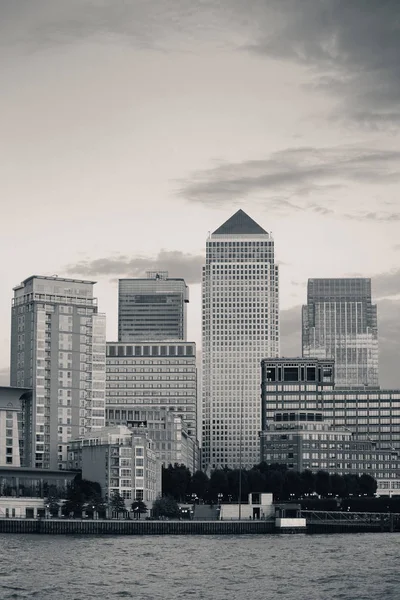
[301,510,400,522]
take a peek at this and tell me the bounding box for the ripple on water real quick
[0,533,399,600]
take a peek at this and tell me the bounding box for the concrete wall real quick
[219,494,274,520]
[0,497,45,518]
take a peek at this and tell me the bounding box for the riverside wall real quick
[0,516,399,535]
[0,518,276,535]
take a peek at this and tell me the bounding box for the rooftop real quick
[212,209,267,235]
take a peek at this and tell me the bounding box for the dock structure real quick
[0,512,399,535]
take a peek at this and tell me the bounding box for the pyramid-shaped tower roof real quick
[213,209,267,235]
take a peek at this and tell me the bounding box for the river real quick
[0,533,399,599]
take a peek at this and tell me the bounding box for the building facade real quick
[106,341,197,444]
[105,410,198,472]
[260,411,400,486]
[67,425,161,504]
[118,272,189,342]
[10,276,106,470]
[302,278,378,387]
[202,209,279,470]
[0,387,32,468]
[261,358,400,452]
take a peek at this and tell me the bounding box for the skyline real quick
[1,1,400,387]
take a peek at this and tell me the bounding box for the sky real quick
[1,0,400,387]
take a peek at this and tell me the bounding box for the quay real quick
[0,511,400,535]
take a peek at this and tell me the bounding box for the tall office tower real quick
[302,278,379,387]
[202,209,280,471]
[10,276,106,470]
[118,271,189,342]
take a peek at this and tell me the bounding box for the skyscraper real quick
[118,271,189,342]
[10,276,106,470]
[302,278,378,387]
[202,209,279,470]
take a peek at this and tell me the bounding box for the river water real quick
[0,533,399,600]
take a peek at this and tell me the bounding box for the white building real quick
[68,425,161,505]
[107,409,199,473]
[0,386,31,467]
[10,276,106,470]
[202,210,279,470]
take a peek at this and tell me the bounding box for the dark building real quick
[261,358,400,452]
[302,278,378,387]
[118,271,189,342]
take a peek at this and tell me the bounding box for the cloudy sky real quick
[1,0,400,386]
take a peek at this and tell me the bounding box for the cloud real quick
[0,0,239,54]
[66,250,204,284]
[178,146,400,209]
[280,299,400,388]
[242,0,400,127]
[372,268,400,298]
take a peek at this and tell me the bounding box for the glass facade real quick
[302,278,378,387]
[118,272,189,342]
[202,210,280,470]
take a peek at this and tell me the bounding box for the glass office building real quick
[202,209,280,470]
[118,272,189,342]
[302,278,378,387]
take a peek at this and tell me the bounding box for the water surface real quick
[0,533,398,599]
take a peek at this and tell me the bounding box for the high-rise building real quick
[202,209,279,470]
[302,278,378,387]
[105,341,198,446]
[10,276,106,470]
[118,271,189,342]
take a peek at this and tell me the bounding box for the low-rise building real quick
[260,411,400,487]
[219,493,274,520]
[261,357,400,451]
[106,409,199,472]
[67,426,161,505]
[0,386,32,468]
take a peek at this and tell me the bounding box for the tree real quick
[330,473,347,498]
[87,494,107,519]
[264,470,284,500]
[359,474,377,497]
[152,495,180,519]
[247,469,266,494]
[282,471,303,500]
[209,469,229,502]
[131,500,148,519]
[300,470,316,496]
[315,470,331,498]
[162,464,191,502]
[63,482,85,517]
[190,470,209,501]
[343,474,361,497]
[109,491,126,517]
